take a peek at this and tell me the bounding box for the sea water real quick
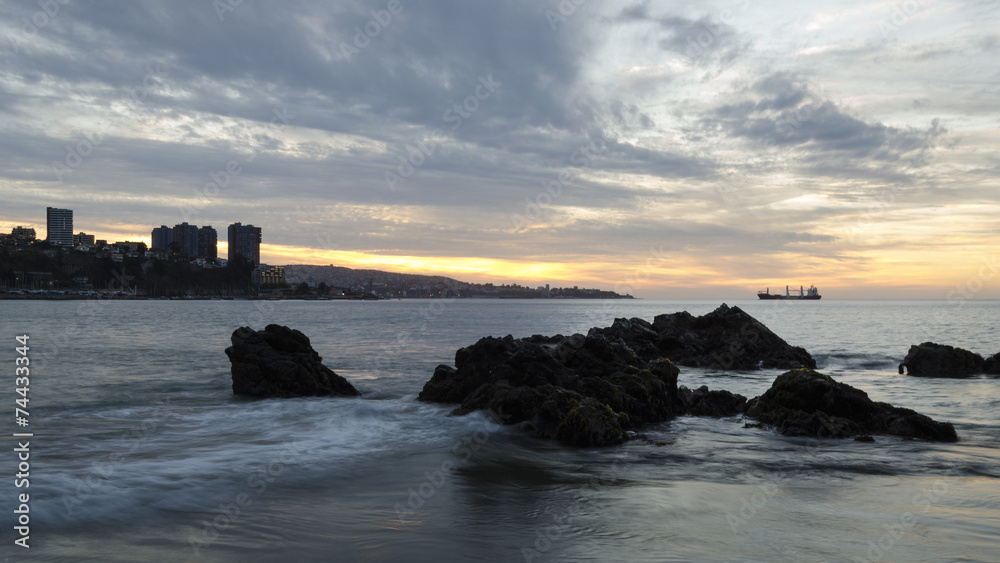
[0,299,998,562]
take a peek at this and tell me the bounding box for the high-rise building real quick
[227,222,261,265]
[172,222,199,256]
[46,207,73,245]
[151,225,173,251]
[198,226,218,259]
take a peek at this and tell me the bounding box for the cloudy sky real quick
[1,0,997,298]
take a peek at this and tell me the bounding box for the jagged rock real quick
[590,304,815,370]
[419,306,820,446]
[745,369,957,442]
[898,342,986,378]
[418,333,685,446]
[681,385,747,417]
[225,325,360,398]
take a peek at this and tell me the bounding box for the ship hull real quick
[757,294,821,300]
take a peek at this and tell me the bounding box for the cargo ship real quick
[757,285,821,300]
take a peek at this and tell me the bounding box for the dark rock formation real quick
[590,304,815,370]
[898,342,986,378]
[419,305,813,446]
[419,312,764,446]
[681,385,747,417]
[418,310,961,446]
[745,369,958,442]
[226,325,360,398]
[419,333,688,446]
[985,353,1000,374]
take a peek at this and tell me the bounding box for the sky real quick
[0,0,998,299]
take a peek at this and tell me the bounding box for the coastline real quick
[0,291,635,301]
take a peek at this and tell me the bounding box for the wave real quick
[812,352,899,371]
[19,397,505,529]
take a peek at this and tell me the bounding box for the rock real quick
[225,325,360,398]
[898,342,986,378]
[680,385,747,417]
[554,397,629,447]
[418,332,686,446]
[419,306,819,446]
[983,353,1000,374]
[745,369,958,442]
[591,304,815,370]
[418,306,818,446]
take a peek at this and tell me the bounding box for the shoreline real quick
[0,293,635,301]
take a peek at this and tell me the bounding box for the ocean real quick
[1,299,998,562]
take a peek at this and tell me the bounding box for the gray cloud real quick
[702,72,946,180]
[0,0,997,297]
[617,2,753,71]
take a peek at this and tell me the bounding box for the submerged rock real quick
[745,369,958,442]
[226,325,360,398]
[681,385,747,417]
[898,342,986,378]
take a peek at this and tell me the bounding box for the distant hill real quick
[281,264,633,299]
[283,265,465,293]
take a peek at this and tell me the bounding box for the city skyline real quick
[1,2,998,298]
[14,207,265,263]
